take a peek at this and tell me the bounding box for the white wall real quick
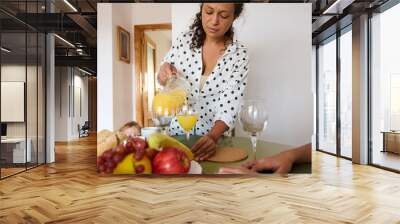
[112,4,134,131]
[171,3,313,146]
[1,64,46,162]
[1,66,26,125]
[97,4,114,131]
[97,3,171,131]
[1,65,38,138]
[1,83,24,123]
[131,3,171,25]
[55,67,68,141]
[171,3,199,41]
[54,67,89,141]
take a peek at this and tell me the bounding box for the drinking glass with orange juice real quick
[177,105,198,141]
[152,72,189,135]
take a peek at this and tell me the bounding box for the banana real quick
[147,133,193,160]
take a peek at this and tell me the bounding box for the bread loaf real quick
[97,129,128,156]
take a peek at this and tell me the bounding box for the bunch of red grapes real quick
[97,137,148,174]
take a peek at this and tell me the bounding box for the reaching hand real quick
[157,62,177,86]
[217,152,294,175]
[191,135,217,161]
[218,143,311,175]
[241,152,294,174]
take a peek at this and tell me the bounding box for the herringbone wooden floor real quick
[0,135,399,224]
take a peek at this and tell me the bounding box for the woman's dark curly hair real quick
[189,3,244,51]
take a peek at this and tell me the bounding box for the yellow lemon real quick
[113,153,152,174]
[134,156,152,174]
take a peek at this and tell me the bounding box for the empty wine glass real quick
[239,100,268,160]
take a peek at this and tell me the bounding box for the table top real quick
[1,137,28,143]
[173,135,311,174]
[381,131,400,134]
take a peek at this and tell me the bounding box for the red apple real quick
[152,147,191,174]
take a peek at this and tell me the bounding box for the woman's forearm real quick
[207,120,229,142]
[282,143,311,164]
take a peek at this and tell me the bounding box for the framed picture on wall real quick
[117,26,130,63]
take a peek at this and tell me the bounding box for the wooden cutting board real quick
[206,147,248,163]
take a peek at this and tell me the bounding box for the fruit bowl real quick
[97,131,196,175]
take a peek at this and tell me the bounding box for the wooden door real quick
[142,35,156,127]
[134,24,171,127]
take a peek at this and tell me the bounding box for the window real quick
[317,25,353,159]
[371,2,400,171]
[0,1,47,179]
[390,74,400,130]
[339,28,352,158]
[318,36,337,154]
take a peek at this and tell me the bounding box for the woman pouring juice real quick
[157,3,249,161]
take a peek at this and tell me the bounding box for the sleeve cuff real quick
[213,115,236,133]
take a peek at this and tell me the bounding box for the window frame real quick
[315,24,353,161]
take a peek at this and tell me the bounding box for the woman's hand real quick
[218,143,311,175]
[191,121,228,161]
[217,152,294,175]
[191,135,217,161]
[241,152,295,174]
[157,62,177,86]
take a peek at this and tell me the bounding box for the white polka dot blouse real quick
[162,30,250,136]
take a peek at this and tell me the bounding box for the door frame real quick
[142,34,156,127]
[134,23,171,127]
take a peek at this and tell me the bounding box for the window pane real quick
[38,33,46,165]
[27,31,38,169]
[340,29,352,158]
[1,31,27,177]
[371,3,400,171]
[318,37,337,154]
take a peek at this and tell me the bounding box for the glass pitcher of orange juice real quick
[152,72,190,134]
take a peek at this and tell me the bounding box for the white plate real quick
[188,160,202,174]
